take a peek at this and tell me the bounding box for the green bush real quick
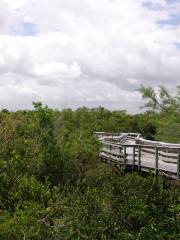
[0,101,179,239]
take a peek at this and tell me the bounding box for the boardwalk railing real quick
[94,132,180,180]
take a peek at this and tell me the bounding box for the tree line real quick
[0,86,179,239]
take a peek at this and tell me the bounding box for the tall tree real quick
[139,85,180,143]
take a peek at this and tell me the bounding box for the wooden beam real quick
[98,132,180,179]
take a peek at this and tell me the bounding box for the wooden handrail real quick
[96,132,180,180]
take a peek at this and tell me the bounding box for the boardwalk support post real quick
[119,146,122,155]
[109,144,112,164]
[155,147,159,176]
[177,150,180,179]
[123,145,126,172]
[138,145,141,171]
[123,146,126,164]
[132,145,135,170]
[96,132,180,179]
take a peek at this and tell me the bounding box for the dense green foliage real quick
[139,85,180,143]
[0,87,180,239]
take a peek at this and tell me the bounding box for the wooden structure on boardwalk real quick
[95,132,180,180]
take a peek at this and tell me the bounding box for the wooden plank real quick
[98,132,180,179]
[101,140,180,150]
[99,152,177,175]
[141,148,177,159]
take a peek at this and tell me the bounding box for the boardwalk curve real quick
[95,132,180,180]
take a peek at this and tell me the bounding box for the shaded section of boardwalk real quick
[95,132,180,180]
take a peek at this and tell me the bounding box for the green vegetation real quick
[139,85,180,143]
[0,86,180,239]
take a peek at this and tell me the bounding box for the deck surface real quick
[95,132,180,179]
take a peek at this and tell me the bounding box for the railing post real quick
[138,145,141,171]
[132,145,135,171]
[109,144,112,163]
[177,149,180,179]
[123,145,126,164]
[155,147,159,176]
[100,142,103,152]
[119,146,122,157]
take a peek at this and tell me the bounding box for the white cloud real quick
[33,61,81,80]
[0,0,180,112]
[0,0,12,32]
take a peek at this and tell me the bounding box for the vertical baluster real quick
[132,145,135,171]
[100,141,102,153]
[123,145,126,165]
[109,144,112,164]
[177,149,180,179]
[138,145,141,171]
[119,146,122,160]
[155,147,159,176]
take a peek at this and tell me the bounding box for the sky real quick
[0,0,180,113]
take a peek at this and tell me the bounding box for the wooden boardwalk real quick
[95,132,180,180]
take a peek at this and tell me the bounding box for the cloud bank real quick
[0,0,180,112]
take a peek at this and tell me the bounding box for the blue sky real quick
[10,22,38,36]
[166,0,178,4]
[159,13,180,26]
[144,0,180,26]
